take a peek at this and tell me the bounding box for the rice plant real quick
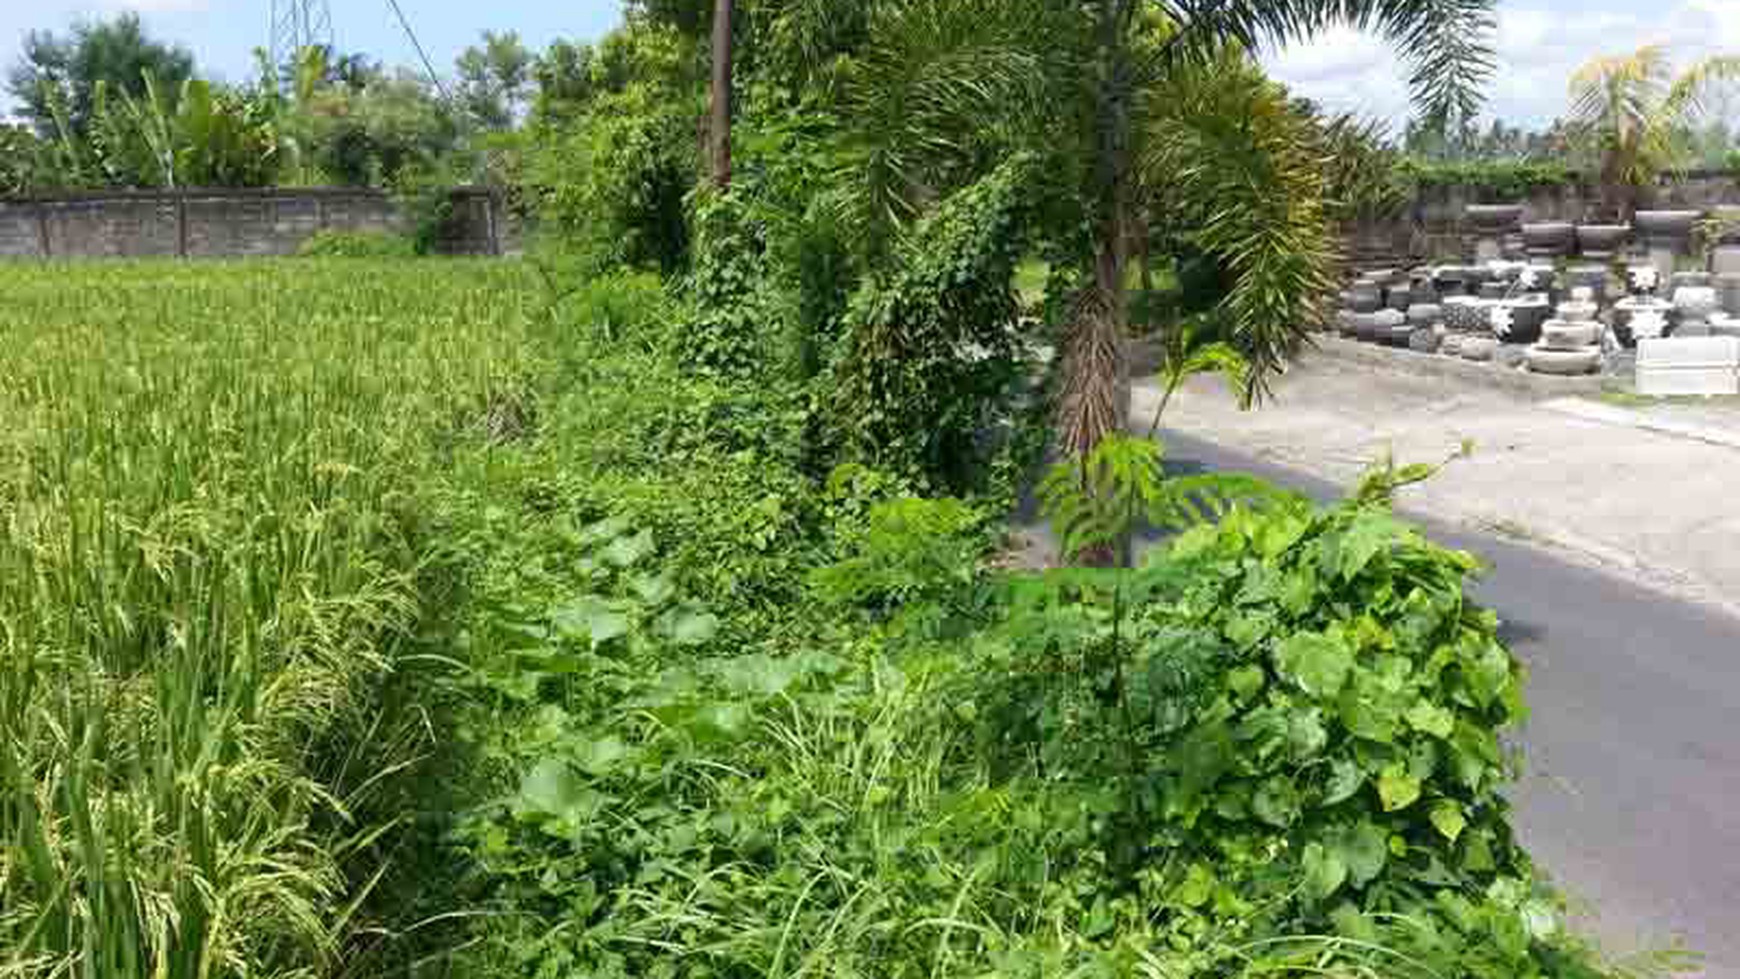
[0,258,537,979]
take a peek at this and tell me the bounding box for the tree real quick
[1569,44,1740,220]
[1054,1,1493,484]
[7,14,195,138]
[709,0,735,187]
[829,0,1492,510]
[456,31,537,131]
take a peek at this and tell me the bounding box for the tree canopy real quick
[7,14,195,138]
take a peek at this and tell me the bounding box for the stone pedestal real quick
[1711,245,1740,277]
[1718,273,1740,315]
[1466,204,1524,263]
[1635,210,1702,287]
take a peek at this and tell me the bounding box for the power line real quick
[382,0,448,99]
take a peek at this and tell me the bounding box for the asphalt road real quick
[1157,430,1740,976]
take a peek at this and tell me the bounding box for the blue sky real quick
[7,0,1740,126]
[3,1,624,112]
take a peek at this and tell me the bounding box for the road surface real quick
[1155,430,1740,976]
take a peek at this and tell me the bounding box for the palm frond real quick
[1140,50,1339,404]
[1570,46,1740,188]
[1156,0,1498,125]
[828,0,1047,252]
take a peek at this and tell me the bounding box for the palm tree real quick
[1054,0,1494,478]
[1569,44,1740,220]
[774,0,1494,563]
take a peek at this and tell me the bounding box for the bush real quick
[1400,158,1576,200]
[826,158,1034,488]
[525,81,699,275]
[296,229,417,258]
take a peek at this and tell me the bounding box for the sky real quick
[1266,0,1740,127]
[1,0,625,113]
[5,0,1740,127]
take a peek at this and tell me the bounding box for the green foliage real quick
[7,13,195,138]
[826,157,1033,487]
[678,189,774,377]
[0,124,46,195]
[296,229,417,258]
[1400,157,1576,198]
[0,259,539,979]
[526,76,699,274]
[1318,113,1412,222]
[1143,53,1339,399]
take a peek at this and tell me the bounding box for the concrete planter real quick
[1466,204,1526,233]
[1576,223,1631,257]
[1635,209,1702,244]
[1522,222,1576,257]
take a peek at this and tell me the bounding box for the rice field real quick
[0,259,539,978]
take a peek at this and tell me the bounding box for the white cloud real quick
[1263,0,1740,127]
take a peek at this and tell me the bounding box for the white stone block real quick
[1636,337,1740,396]
[1636,336,1740,368]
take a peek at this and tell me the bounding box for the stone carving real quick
[1459,336,1500,361]
[1527,288,1606,375]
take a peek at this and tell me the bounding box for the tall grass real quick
[0,259,537,978]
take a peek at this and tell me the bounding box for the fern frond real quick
[1148,473,1305,534]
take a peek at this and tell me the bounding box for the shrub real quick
[1400,158,1577,200]
[826,157,1034,488]
[297,229,417,258]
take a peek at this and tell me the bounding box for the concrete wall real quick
[0,186,515,259]
[1346,170,1740,266]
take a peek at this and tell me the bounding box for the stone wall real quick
[1346,169,1740,266]
[0,186,516,260]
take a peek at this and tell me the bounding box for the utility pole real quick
[709,0,734,188]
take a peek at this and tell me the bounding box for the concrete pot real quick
[1527,346,1602,375]
[1349,281,1383,313]
[1407,303,1443,326]
[1541,321,1602,350]
[1716,272,1740,314]
[1576,223,1631,257]
[1634,210,1702,243]
[1466,204,1526,233]
[1460,336,1500,361]
[1522,222,1575,257]
[1494,298,1551,345]
[1442,297,1490,332]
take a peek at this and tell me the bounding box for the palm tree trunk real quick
[709,0,734,188]
[1089,0,1133,446]
[1058,0,1133,568]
